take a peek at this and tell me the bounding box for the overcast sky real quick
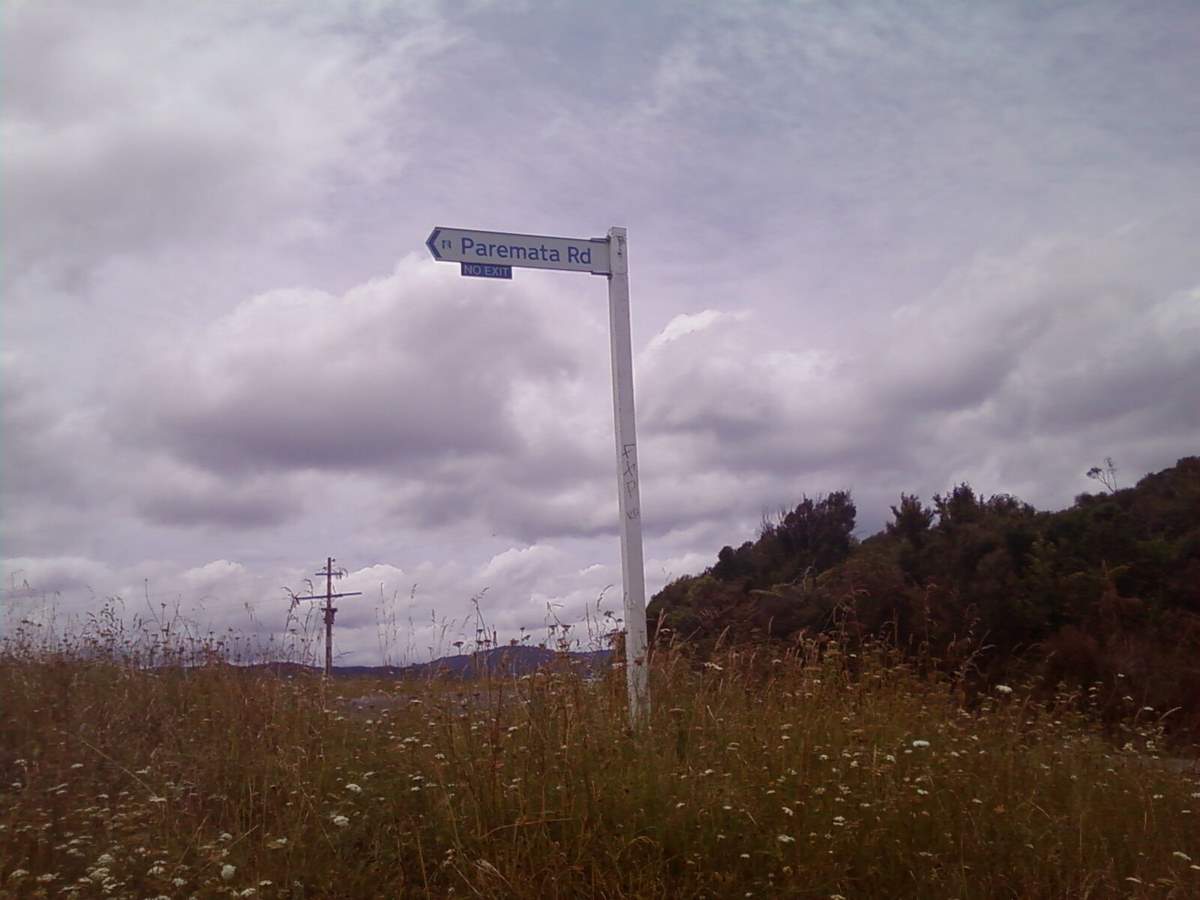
[3,0,1198,665]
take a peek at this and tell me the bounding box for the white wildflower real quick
[776,834,795,844]
[331,814,350,828]
[995,684,1013,695]
[345,783,362,794]
[221,864,237,881]
[911,740,931,749]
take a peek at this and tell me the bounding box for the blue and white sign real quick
[461,262,512,279]
[427,227,610,275]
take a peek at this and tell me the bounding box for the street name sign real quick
[460,262,512,279]
[424,224,649,724]
[427,227,610,276]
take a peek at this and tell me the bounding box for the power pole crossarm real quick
[290,556,362,677]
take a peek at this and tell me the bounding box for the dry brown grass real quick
[2,619,1199,898]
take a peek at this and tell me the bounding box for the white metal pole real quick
[606,226,650,723]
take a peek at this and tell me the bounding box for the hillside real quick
[256,646,610,681]
[648,456,1200,741]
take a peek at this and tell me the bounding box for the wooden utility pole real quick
[291,557,362,677]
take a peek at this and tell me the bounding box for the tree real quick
[711,542,754,582]
[771,491,857,577]
[934,483,981,531]
[887,494,934,546]
[1086,457,1118,493]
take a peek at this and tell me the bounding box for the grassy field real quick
[2,626,1198,899]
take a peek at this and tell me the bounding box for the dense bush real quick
[648,458,1200,744]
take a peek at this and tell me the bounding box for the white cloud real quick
[1,556,112,598]
[181,560,246,588]
[480,545,564,585]
[1,1,457,281]
[646,309,750,352]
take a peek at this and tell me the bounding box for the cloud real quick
[134,465,304,530]
[0,1,456,282]
[635,229,1200,533]
[479,544,564,585]
[1,556,112,599]
[101,256,620,541]
[115,258,589,473]
[2,0,1197,666]
[0,352,131,559]
[646,309,749,352]
[0,352,101,506]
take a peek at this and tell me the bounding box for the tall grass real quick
[2,619,1198,898]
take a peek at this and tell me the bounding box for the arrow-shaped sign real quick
[426,227,610,276]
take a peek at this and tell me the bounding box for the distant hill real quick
[648,456,1200,741]
[258,646,611,681]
